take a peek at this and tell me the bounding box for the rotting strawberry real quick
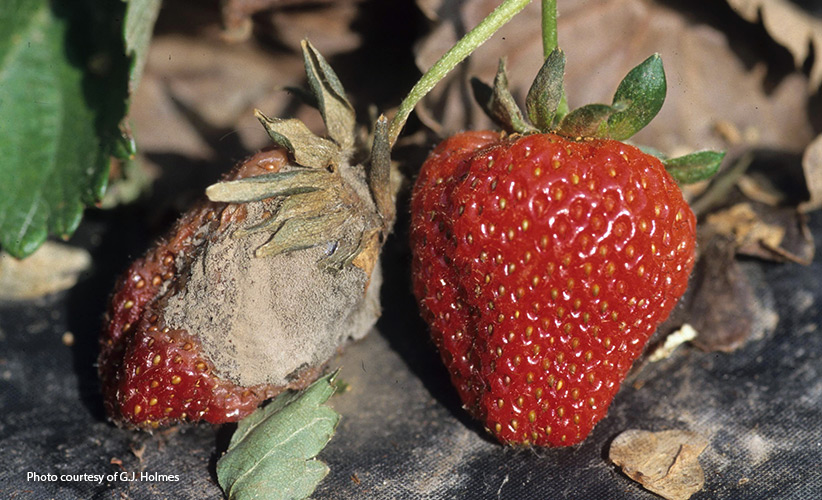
[100,41,397,429]
[410,51,724,446]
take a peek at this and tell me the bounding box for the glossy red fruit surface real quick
[410,131,696,446]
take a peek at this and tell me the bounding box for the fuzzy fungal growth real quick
[100,41,396,429]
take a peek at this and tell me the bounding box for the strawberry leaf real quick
[217,372,340,500]
[0,0,129,258]
[606,54,666,140]
[124,0,162,95]
[664,151,726,184]
[526,48,566,131]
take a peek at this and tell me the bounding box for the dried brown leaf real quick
[221,0,342,41]
[736,174,787,206]
[726,0,822,88]
[415,0,813,154]
[706,203,785,251]
[610,429,709,500]
[706,202,815,264]
[687,232,758,352]
[800,134,822,213]
[131,33,310,158]
[263,1,363,57]
[0,243,91,301]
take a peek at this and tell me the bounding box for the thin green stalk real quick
[388,0,532,146]
[541,0,558,57]
[541,0,568,119]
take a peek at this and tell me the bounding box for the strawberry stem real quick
[541,0,558,58]
[541,0,568,120]
[388,0,532,146]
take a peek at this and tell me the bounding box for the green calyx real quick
[205,40,391,271]
[475,49,666,139]
[662,150,726,185]
[472,49,723,184]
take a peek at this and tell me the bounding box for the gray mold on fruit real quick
[163,196,381,388]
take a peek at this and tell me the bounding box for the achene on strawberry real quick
[410,49,723,446]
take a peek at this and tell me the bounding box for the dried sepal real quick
[556,103,614,138]
[301,40,356,151]
[319,227,380,271]
[231,190,337,239]
[369,115,394,228]
[206,160,383,270]
[206,169,329,203]
[205,40,394,273]
[254,111,340,169]
[471,59,536,134]
[255,209,348,258]
[525,48,565,131]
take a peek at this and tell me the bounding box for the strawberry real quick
[100,149,312,428]
[100,41,396,429]
[410,52,723,446]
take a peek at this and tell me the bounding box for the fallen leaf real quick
[217,372,340,500]
[415,0,813,155]
[799,133,822,212]
[261,1,364,57]
[705,202,815,264]
[0,242,91,301]
[610,429,709,500]
[221,0,344,42]
[706,203,785,251]
[686,232,758,352]
[726,0,822,88]
[736,174,787,207]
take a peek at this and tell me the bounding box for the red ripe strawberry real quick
[100,41,395,429]
[410,52,722,446]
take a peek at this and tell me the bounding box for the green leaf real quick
[606,54,666,140]
[124,0,162,95]
[556,104,614,138]
[0,0,129,258]
[217,372,340,500]
[526,47,565,130]
[664,151,725,184]
[472,59,535,134]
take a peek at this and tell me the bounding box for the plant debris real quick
[0,242,91,301]
[682,232,759,352]
[725,0,822,88]
[706,202,814,265]
[800,134,822,213]
[609,429,709,500]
